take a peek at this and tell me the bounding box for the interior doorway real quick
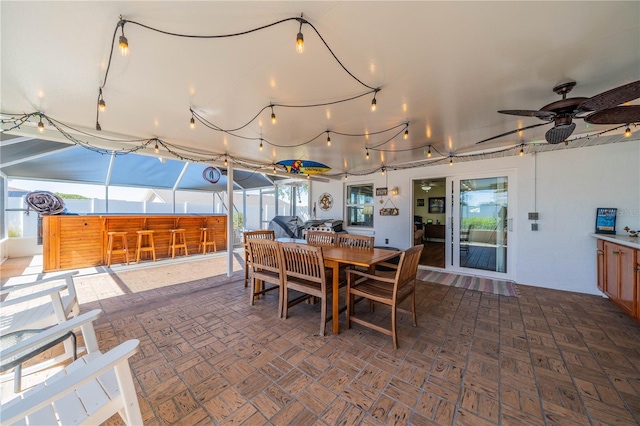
[413,178,446,268]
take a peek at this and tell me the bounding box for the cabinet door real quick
[604,241,620,300]
[596,239,605,292]
[617,245,637,317]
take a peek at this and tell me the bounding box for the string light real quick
[98,89,106,112]
[37,118,44,132]
[189,116,195,129]
[344,174,348,180]
[625,125,632,137]
[154,141,159,153]
[365,149,370,160]
[270,106,277,124]
[371,93,377,112]
[307,174,310,179]
[449,157,453,166]
[381,166,385,176]
[296,14,304,53]
[224,156,228,166]
[326,131,331,146]
[273,165,277,173]
[519,145,524,156]
[118,21,129,57]
[259,139,263,150]
[404,128,409,140]
[427,145,432,158]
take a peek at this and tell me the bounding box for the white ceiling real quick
[2,1,639,178]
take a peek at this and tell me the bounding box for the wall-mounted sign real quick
[376,187,388,196]
[202,166,222,184]
[318,193,333,211]
[276,159,331,175]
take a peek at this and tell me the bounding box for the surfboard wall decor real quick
[276,160,331,175]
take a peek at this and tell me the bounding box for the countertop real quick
[590,233,640,250]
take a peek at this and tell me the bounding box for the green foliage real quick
[55,192,89,200]
[8,226,21,238]
[233,212,243,229]
[462,217,498,230]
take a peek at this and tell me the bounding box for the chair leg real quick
[392,306,398,349]
[244,252,249,288]
[346,290,351,329]
[320,295,327,337]
[278,285,284,319]
[249,276,256,306]
[282,286,289,319]
[411,291,417,327]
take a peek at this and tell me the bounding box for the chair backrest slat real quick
[279,243,326,286]
[243,230,275,244]
[393,244,423,297]
[248,239,281,274]
[336,234,374,249]
[306,231,336,247]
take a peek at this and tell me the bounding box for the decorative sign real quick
[318,193,333,211]
[595,207,617,234]
[202,166,222,184]
[276,159,331,175]
[376,187,388,196]
[380,208,399,216]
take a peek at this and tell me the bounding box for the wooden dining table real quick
[321,246,400,334]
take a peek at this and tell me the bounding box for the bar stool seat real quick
[106,231,129,267]
[199,227,217,255]
[136,230,156,263]
[168,229,188,258]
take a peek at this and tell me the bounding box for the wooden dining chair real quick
[279,242,331,336]
[336,233,374,249]
[306,231,336,247]
[247,239,284,317]
[346,244,423,348]
[243,230,276,287]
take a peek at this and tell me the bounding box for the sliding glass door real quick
[448,171,515,280]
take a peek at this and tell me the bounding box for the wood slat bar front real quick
[42,215,227,272]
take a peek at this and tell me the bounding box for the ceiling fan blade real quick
[475,122,549,145]
[579,80,640,111]
[498,109,556,120]
[584,105,640,124]
[545,122,576,144]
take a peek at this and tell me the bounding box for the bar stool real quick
[199,227,217,255]
[168,229,188,258]
[106,231,129,267]
[135,230,156,263]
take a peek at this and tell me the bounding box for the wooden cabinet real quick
[597,239,639,319]
[424,224,446,241]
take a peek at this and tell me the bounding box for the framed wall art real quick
[595,207,617,234]
[429,197,445,214]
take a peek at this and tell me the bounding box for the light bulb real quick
[519,146,524,156]
[271,108,277,124]
[259,140,263,150]
[154,142,159,154]
[224,157,228,166]
[98,99,106,112]
[307,174,310,180]
[327,133,331,146]
[427,146,432,158]
[273,166,277,173]
[189,117,195,129]
[366,150,370,160]
[404,129,409,140]
[344,174,348,180]
[449,157,453,166]
[296,32,304,53]
[37,119,44,132]
[381,168,385,176]
[371,97,377,112]
[624,126,631,138]
[119,35,129,56]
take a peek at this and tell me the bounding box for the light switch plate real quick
[528,212,539,220]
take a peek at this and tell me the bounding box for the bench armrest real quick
[0,271,79,296]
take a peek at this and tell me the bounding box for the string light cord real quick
[192,109,410,149]
[97,15,380,131]
[190,89,376,134]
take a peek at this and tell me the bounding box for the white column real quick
[227,162,234,277]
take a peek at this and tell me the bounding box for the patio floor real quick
[1,253,640,425]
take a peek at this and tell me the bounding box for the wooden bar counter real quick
[42,214,227,272]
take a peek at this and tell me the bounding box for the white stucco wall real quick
[311,141,640,295]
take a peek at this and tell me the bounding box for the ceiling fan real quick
[477,80,640,145]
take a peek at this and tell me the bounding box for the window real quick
[346,183,374,227]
